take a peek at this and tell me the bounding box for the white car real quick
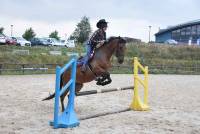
[65,40,75,48]
[46,38,66,47]
[12,37,31,46]
[164,39,178,45]
[0,34,6,44]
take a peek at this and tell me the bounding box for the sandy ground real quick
[0,74,200,134]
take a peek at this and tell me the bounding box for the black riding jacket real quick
[88,29,106,48]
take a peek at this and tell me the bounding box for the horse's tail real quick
[42,74,63,101]
[42,93,55,101]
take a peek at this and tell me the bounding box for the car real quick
[164,39,178,45]
[11,37,31,46]
[46,38,66,47]
[0,34,6,44]
[6,36,17,45]
[30,38,50,46]
[65,40,75,48]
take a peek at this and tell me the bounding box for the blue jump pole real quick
[50,57,79,128]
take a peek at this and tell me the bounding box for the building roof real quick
[155,19,200,36]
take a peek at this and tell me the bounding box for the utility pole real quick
[11,25,13,37]
[148,25,152,43]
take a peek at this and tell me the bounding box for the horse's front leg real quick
[75,83,83,95]
[96,72,112,86]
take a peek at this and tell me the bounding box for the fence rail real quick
[0,63,200,75]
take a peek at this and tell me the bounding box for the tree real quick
[0,27,4,34]
[69,16,92,43]
[49,30,60,40]
[22,27,36,41]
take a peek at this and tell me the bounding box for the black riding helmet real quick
[96,19,108,29]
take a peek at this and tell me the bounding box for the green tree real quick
[0,27,4,34]
[22,27,36,41]
[49,30,60,40]
[70,16,92,43]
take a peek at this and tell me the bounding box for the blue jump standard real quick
[50,110,79,128]
[50,57,79,129]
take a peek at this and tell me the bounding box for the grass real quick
[0,42,200,74]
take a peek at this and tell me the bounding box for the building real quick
[155,20,200,44]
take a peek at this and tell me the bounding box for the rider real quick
[81,19,108,72]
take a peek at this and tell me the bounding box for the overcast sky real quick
[0,0,199,42]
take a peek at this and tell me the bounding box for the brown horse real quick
[43,36,126,111]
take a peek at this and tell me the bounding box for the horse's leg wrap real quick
[96,73,112,86]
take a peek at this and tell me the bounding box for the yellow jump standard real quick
[130,57,149,111]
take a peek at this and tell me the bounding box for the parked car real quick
[65,40,75,48]
[46,38,66,47]
[164,39,178,45]
[0,34,6,44]
[11,37,31,46]
[30,38,50,46]
[6,36,17,45]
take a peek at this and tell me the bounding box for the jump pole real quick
[80,108,131,120]
[76,86,134,96]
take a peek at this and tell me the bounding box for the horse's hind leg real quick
[75,83,83,95]
[60,83,83,112]
[60,90,69,112]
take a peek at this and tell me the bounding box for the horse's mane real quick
[106,36,126,44]
[95,36,126,50]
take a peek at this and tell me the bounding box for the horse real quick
[43,36,126,111]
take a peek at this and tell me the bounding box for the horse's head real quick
[115,37,126,64]
[106,37,126,64]
[107,37,126,64]
[104,36,126,64]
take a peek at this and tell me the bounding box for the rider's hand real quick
[96,43,102,48]
[96,40,105,48]
[99,40,105,44]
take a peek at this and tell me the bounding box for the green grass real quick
[0,43,200,74]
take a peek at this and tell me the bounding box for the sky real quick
[0,0,199,42]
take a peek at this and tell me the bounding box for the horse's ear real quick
[118,37,126,44]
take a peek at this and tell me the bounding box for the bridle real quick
[115,37,125,59]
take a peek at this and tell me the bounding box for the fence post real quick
[22,64,25,74]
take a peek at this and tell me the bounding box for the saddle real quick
[77,50,95,67]
[77,42,105,67]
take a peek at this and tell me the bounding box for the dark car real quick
[30,38,50,46]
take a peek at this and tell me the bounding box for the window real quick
[197,25,200,35]
[181,28,186,36]
[172,29,180,41]
[185,27,191,35]
[172,31,176,37]
[191,25,197,35]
